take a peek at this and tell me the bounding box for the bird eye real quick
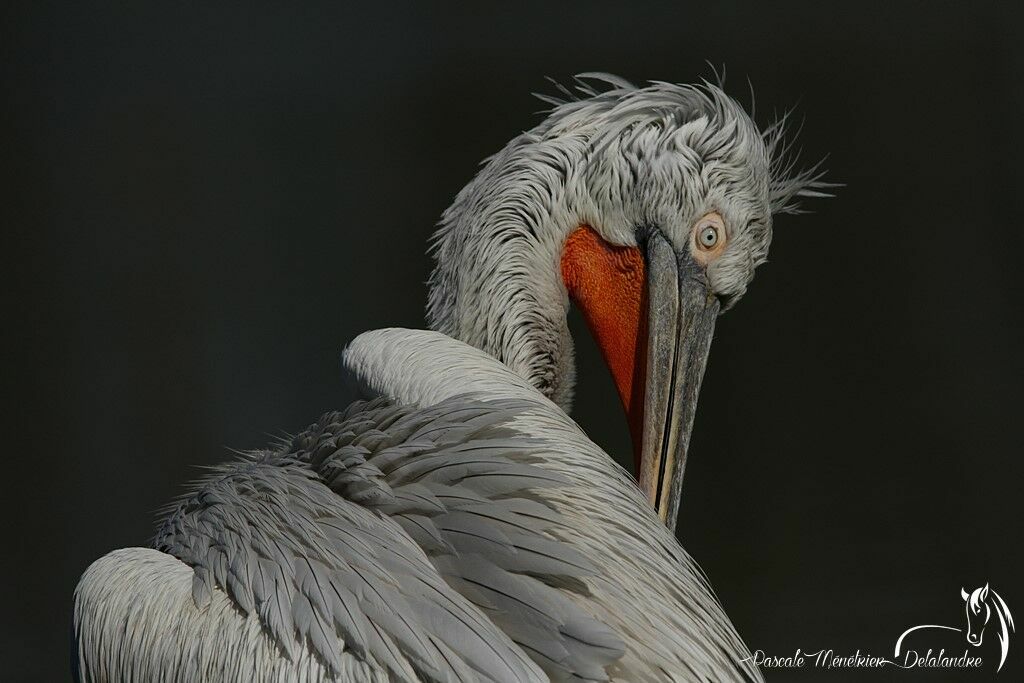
[691,212,727,262]
[698,226,719,249]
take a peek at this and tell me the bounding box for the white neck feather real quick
[426,131,594,411]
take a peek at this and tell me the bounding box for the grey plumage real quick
[344,329,764,682]
[77,396,623,682]
[75,330,763,682]
[72,73,805,681]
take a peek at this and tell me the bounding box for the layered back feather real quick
[74,328,764,682]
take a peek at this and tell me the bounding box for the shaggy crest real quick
[535,72,831,216]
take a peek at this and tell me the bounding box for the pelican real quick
[74,75,826,681]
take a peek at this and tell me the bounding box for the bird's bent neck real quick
[426,132,593,411]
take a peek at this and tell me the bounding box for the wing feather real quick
[75,393,626,682]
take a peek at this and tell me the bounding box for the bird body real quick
[74,75,826,681]
[75,329,761,682]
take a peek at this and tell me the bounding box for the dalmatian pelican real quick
[73,75,827,681]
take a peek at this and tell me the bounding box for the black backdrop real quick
[5,2,1023,680]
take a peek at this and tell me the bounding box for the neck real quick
[426,132,590,411]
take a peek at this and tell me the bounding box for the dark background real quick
[4,2,1022,680]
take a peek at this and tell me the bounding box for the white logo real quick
[895,583,1015,672]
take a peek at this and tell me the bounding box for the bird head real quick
[428,74,829,529]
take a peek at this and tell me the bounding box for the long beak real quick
[636,229,719,531]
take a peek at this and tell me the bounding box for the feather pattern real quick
[343,328,766,682]
[74,329,765,681]
[74,393,626,682]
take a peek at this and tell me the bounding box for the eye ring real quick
[691,212,727,261]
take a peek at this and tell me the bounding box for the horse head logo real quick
[896,582,1014,672]
[963,584,992,646]
[961,583,1014,669]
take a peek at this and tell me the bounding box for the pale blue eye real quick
[699,226,719,248]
